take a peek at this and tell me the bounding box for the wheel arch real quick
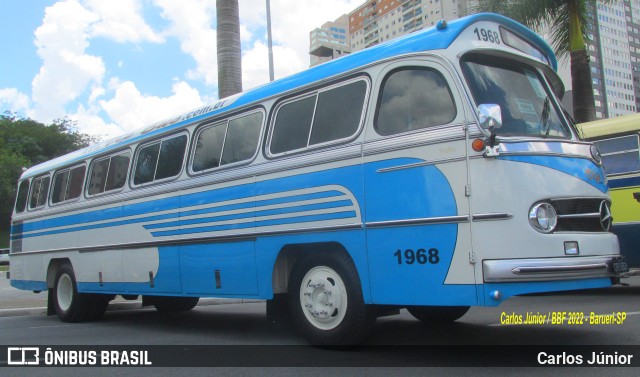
[271,241,361,296]
[46,258,72,289]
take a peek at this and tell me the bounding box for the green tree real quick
[477,0,611,123]
[216,0,243,98]
[0,113,98,233]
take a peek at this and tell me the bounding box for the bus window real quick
[271,95,316,154]
[88,151,131,196]
[270,78,368,155]
[14,180,29,213]
[594,135,640,175]
[376,68,456,136]
[461,55,570,139]
[134,134,187,185]
[309,80,367,145]
[193,122,226,172]
[52,165,86,204]
[28,175,50,210]
[220,112,262,165]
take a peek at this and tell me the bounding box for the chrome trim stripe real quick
[483,256,618,282]
[557,213,600,219]
[512,264,608,274]
[495,140,599,163]
[10,223,363,256]
[377,156,467,173]
[472,213,513,221]
[365,213,512,229]
[366,216,469,228]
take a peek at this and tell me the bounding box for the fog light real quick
[564,241,579,255]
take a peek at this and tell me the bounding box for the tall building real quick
[624,0,640,115]
[348,0,464,52]
[589,0,638,118]
[309,14,351,67]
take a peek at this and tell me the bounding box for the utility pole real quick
[266,0,275,82]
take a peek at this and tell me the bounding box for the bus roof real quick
[21,12,556,180]
[580,113,640,139]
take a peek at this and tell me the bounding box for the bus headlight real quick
[529,203,558,233]
[590,144,602,165]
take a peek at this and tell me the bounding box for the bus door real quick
[362,59,478,306]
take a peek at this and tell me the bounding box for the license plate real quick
[612,256,629,273]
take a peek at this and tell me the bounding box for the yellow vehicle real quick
[581,113,640,268]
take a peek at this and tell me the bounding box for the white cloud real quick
[241,41,307,91]
[85,0,164,44]
[21,0,364,138]
[30,0,105,121]
[100,79,204,133]
[154,0,218,86]
[0,88,31,115]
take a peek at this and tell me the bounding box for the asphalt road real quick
[1,275,639,376]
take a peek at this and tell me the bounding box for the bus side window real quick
[594,135,640,175]
[14,180,30,214]
[220,112,262,165]
[375,67,456,136]
[271,95,316,154]
[270,78,369,155]
[133,134,187,185]
[28,175,51,210]
[88,152,131,196]
[310,80,367,145]
[52,165,86,204]
[192,111,264,173]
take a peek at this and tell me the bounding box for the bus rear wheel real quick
[53,264,93,322]
[288,253,374,345]
[407,305,470,324]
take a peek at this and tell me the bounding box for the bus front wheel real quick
[288,253,374,345]
[407,305,470,324]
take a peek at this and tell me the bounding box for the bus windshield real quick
[461,55,570,139]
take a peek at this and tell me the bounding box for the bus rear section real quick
[581,113,640,270]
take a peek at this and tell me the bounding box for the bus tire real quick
[152,296,199,313]
[86,294,111,320]
[407,305,470,324]
[288,253,374,345]
[52,264,92,322]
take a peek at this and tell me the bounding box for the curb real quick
[0,298,263,318]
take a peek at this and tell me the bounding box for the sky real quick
[0,0,362,138]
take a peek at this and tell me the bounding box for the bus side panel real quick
[364,159,477,305]
[612,224,640,268]
[180,241,258,295]
[609,184,640,268]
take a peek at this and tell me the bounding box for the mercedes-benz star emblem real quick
[599,201,612,231]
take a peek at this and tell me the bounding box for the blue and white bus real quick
[9,13,627,345]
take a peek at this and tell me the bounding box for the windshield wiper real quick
[540,97,551,138]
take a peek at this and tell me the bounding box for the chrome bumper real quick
[483,256,620,282]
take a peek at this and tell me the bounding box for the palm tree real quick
[216,0,243,99]
[477,0,612,123]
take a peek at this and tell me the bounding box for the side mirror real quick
[478,104,503,130]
